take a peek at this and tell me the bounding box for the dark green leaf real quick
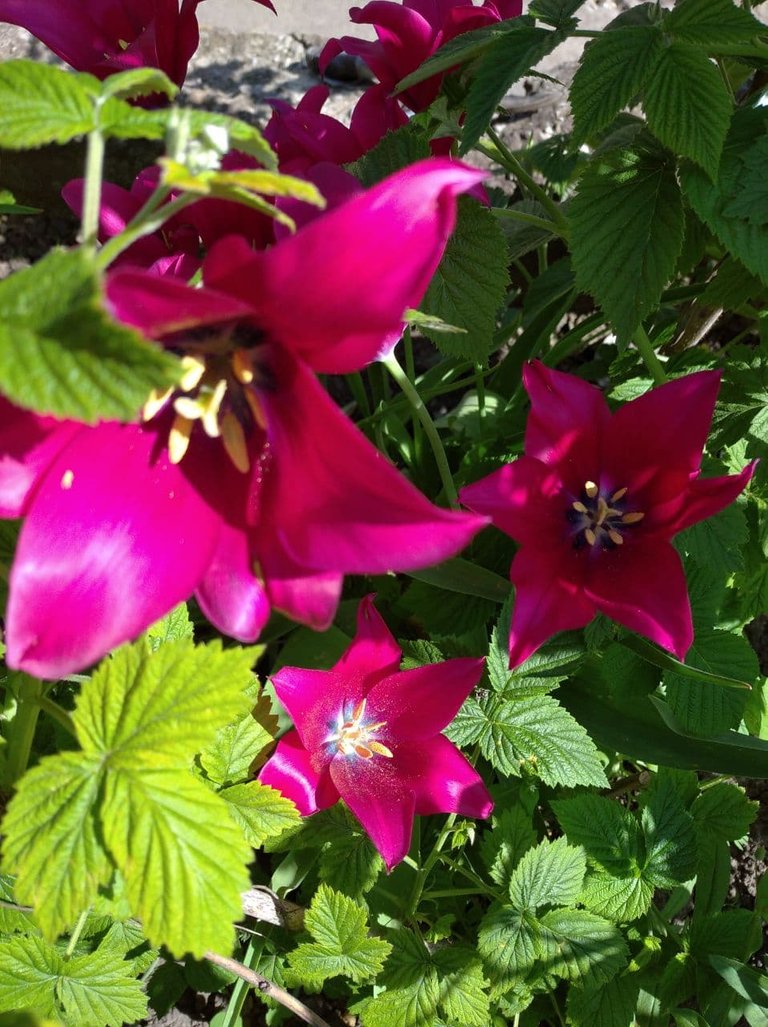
[665,0,766,46]
[347,122,431,186]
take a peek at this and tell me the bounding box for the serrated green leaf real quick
[56,939,148,1027]
[529,0,586,29]
[508,837,586,911]
[146,603,193,650]
[102,767,250,956]
[348,122,432,186]
[480,807,537,889]
[723,136,768,226]
[692,781,758,841]
[690,908,761,963]
[395,23,510,95]
[219,781,300,848]
[496,198,556,259]
[570,27,662,143]
[538,908,628,986]
[553,795,642,876]
[420,197,509,361]
[287,885,390,988]
[580,872,654,923]
[0,61,98,148]
[0,248,179,423]
[695,834,732,918]
[665,0,766,46]
[641,774,698,888]
[199,712,273,787]
[477,906,540,983]
[644,42,731,179]
[75,639,255,761]
[2,752,111,940]
[460,25,565,155]
[449,691,607,787]
[433,948,489,1027]
[570,146,684,343]
[678,498,747,574]
[664,628,755,736]
[162,161,322,206]
[567,972,640,1027]
[315,807,384,898]
[99,67,177,103]
[0,935,61,1017]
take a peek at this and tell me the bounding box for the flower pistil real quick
[326,697,394,760]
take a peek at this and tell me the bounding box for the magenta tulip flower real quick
[0,0,274,91]
[259,596,493,869]
[1,159,488,679]
[460,362,756,668]
[320,0,523,113]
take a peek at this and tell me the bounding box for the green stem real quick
[632,326,668,385]
[222,937,263,1027]
[383,352,459,509]
[81,126,106,249]
[491,205,561,235]
[484,126,569,233]
[406,814,456,921]
[95,192,198,271]
[4,678,44,786]
[36,695,77,738]
[65,909,90,958]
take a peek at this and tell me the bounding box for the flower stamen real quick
[326,697,393,760]
[568,482,645,550]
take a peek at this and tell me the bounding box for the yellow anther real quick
[572,501,588,514]
[611,487,628,502]
[584,527,597,546]
[180,355,206,392]
[245,388,269,431]
[351,698,367,722]
[142,386,173,422]
[200,379,227,439]
[368,741,394,759]
[595,497,609,526]
[168,414,194,464]
[354,743,374,759]
[622,511,645,524]
[232,349,255,384]
[173,396,204,420]
[220,412,250,473]
[585,480,599,498]
[608,529,624,546]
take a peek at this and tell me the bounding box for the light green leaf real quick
[56,938,148,1027]
[0,61,98,148]
[0,248,179,423]
[641,775,698,888]
[553,795,642,876]
[2,752,111,940]
[538,908,628,986]
[664,628,756,736]
[567,972,641,1027]
[480,807,537,890]
[146,603,193,650]
[570,27,662,143]
[580,872,654,923]
[692,781,758,841]
[199,713,273,787]
[287,885,391,988]
[477,906,540,983]
[420,197,509,362]
[507,837,586,911]
[219,781,300,848]
[98,67,177,103]
[102,767,250,956]
[75,639,255,761]
[433,948,490,1027]
[461,25,566,155]
[570,145,684,344]
[360,929,439,1027]
[665,0,766,46]
[644,42,731,179]
[316,807,384,899]
[0,935,61,1017]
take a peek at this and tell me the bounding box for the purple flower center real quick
[326,698,393,761]
[141,321,271,473]
[567,480,645,550]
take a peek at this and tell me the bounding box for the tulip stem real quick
[405,813,457,922]
[633,326,668,385]
[81,125,106,250]
[383,353,460,509]
[4,677,43,787]
[95,192,198,270]
[483,127,569,235]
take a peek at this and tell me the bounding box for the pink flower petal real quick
[398,734,493,818]
[508,545,595,668]
[522,361,609,488]
[666,463,757,534]
[459,457,565,547]
[330,753,417,870]
[5,422,220,678]
[0,398,78,517]
[256,527,344,630]
[271,667,354,754]
[332,595,402,687]
[261,354,487,574]
[585,539,693,660]
[207,159,486,374]
[195,520,270,642]
[259,731,338,817]
[367,657,484,740]
[604,371,722,489]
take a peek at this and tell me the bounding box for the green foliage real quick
[570,143,685,344]
[664,0,766,46]
[286,885,391,988]
[0,248,179,423]
[0,61,99,148]
[348,122,432,185]
[420,197,509,361]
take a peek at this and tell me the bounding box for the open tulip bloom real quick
[259,595,493,870]
[0,159,489,679]
[0,0,274,90]
[460,362,756,668]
